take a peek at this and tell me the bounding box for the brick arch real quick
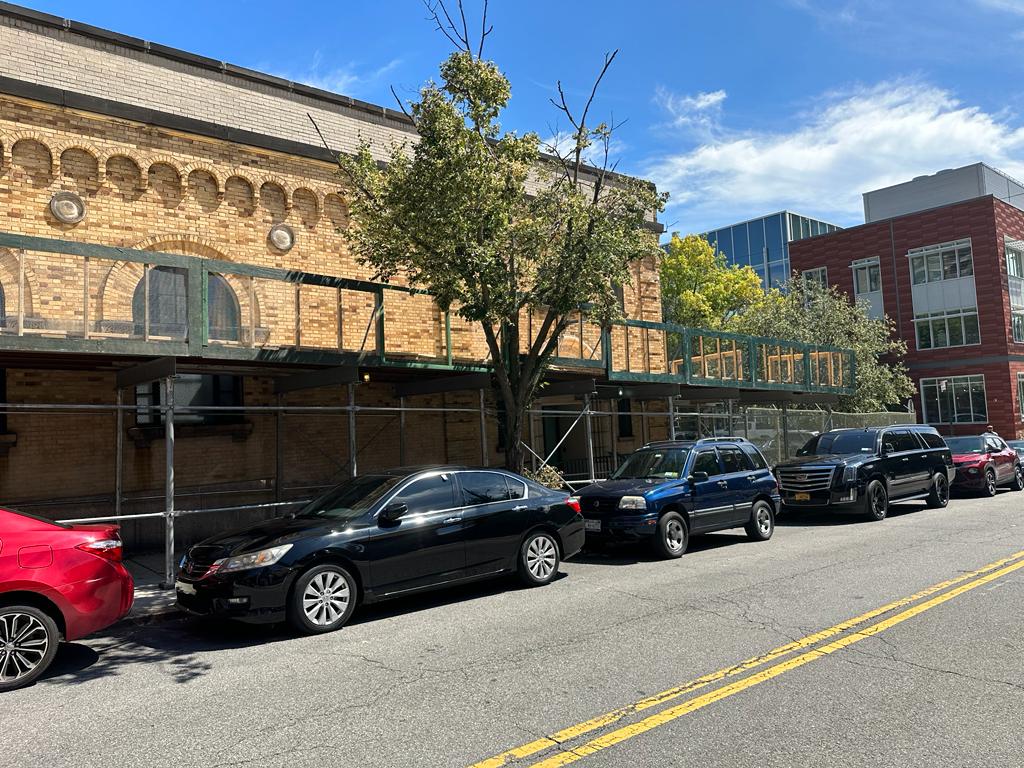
[182,163,224,195]
[292,187,320,229]
[225,174,256,217]
[324,192,350,231]
[9,134,56,174]
[10,136,55,187]
[59,146,101,194]
[186,168,222,213]
[259,180,289,224]
[0,248,38,327]
[104,155,145,202]
[100,151,147,185]
[148,160,183,208]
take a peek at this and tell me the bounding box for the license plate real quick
[584,519,602,533]
[794,492,811,501]
[175,580,196,596]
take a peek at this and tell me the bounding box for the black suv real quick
[775,425,954,521]
[573,438,780,558]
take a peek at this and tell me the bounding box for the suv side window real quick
[392,474,456,514]
[692,450,722,477]
[719,447,753,474]
[986,437,1005,452]
[740,443,769,469]
[919,432,946,449]
[885,431,919,453]
[459,472,513,506]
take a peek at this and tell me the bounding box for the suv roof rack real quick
[639,436,749,449]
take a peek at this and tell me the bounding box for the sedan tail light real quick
[566,496,582,515]
[77,538,123,563]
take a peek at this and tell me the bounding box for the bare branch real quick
[423,0,465,51]
[389,85,416,124]
[457,1,472,53]
[478,0,492,58]
[578,50,618,135]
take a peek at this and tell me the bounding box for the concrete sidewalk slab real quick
[125,553,179,620]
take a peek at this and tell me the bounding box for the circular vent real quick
[49,191,87,224]
[268,223,295,252]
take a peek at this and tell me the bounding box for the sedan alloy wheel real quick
[0,607,59,692]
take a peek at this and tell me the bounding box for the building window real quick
[920,374,987,425]
[131,268,241,341]
[1018,373,1024,422]
[617,398,633,438]
[803,267,828,291]
[1006,240,1024,343]
[136,374,243,426]
[0,368,6,434]
[914,307,980,350]
[908,239,974,285]
[851,258,884,320]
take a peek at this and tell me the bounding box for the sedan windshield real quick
[945,437,985,454]
[611,448,690,480]
[294,475,403,521]
[799,431,877,455]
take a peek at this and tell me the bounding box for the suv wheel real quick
[0,605,60,692]
[1011,464,1024,492]
[744,500,775,542]
[652,512,688,559]
[926,473,950,509]
[863,479,888,521]
[982,467,997,497]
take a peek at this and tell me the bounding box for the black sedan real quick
[175,466,584,633]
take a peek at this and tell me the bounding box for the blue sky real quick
[24,0,1024,235]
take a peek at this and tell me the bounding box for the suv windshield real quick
[945,436,985,454]
[799,431,877,456]
[612,448,691,480]
[295,475,403,521]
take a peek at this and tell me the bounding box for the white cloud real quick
[272,52,402,97]
[974,0,1024,13]
[654,87,727,138]
[646,80,1024,233]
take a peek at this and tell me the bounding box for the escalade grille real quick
[777,466,836,491]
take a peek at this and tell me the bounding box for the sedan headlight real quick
[213,544,293,574]
[618,495,648,510]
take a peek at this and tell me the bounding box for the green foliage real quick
[522,464,568,491]
[729,278,915,412]
[338,45,665,471]
[660,234,763,329]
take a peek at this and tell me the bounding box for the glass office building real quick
[701,211,841,289]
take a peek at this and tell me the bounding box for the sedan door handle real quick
[512,505,527,511]
[442,516,462,524]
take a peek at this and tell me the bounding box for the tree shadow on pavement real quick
[568,531,750,566]
[776,502,926,527]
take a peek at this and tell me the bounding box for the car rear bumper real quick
[175,567,292,624]
[63,562,134,640]
[952,469,987,489]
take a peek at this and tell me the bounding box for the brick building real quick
[0,5,853,562]
[790,170,1024,439]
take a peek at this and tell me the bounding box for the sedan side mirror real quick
[379,502,408,523]
[688,471,709,484]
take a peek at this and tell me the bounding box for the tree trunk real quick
[501,389,526,474]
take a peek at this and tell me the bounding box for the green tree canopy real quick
[729,277,915,412]
[337,3,665,471]
[660,233,763,329]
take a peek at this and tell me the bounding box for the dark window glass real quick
[719,447,753,473]
[748,219,766,269]
[740,444,768,469]
[617,398,633,438]
[132,266,188,338]
[717,228,734,262]
[612,448,691,480]
[0,281,5,328]
[460,472,513,505]
[731,224,749,264]
[692,450,722,477]
[297,475,403,521]
[804,430,877,455]
[765,214,785,260]
[208,274,241,342]
[505,476,527,499]
[136,373,243,426]
[919,432,947,450]
[394,473,456,514]
[885,431,919,453]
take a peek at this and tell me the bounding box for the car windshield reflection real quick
[799,431,877,455]
[611,448,690,480]
[294,475,403,521]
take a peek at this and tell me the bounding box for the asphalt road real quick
[4,489,1023,768]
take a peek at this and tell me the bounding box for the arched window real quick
[131,269,240,341]
[132,266,188,339]
[207,274,240,342]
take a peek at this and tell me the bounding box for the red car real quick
[945,435,1024,496]
[0,508,134,692]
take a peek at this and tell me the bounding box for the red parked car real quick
[0,508,134,692]
[945,435,1024,496]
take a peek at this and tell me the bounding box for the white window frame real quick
[1006,238,1024,344]
[1018,372,1024,423]
[802,267,828,291]
[907,238,974,286]
[919,374,988,425]
[913,307,981,351]
[850,257,883,318]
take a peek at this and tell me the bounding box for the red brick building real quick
[790,194,1024,439]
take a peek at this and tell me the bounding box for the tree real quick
[659,233,763,328]
[337,1,666,472]
[729,277,915,412]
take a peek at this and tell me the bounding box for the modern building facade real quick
[790,183,1024,439]
[701,211,842,289]
[0,4,853,561]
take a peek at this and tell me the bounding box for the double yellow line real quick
[469,548,1024,768]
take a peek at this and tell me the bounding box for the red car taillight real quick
[77,538,123,563]
[566,496,582,515]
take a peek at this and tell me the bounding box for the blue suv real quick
[573,438,780,558]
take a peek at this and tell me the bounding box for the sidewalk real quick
[124,552,179,620]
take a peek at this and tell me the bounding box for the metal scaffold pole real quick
[583,393,595,481]
[348,382,358,478]
[162,375,176,588]
[478,389,488,466]
[114,388,124,518]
